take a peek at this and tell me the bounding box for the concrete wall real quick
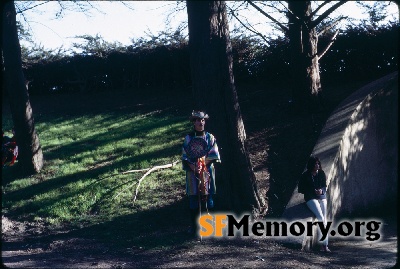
[326,74,398,220]
[282,72,398,250]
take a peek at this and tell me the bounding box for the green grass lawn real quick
[2,105,190,233]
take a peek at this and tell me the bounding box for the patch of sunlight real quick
[107,117,140,130]
[58,161,86,175]
[32,180,99,219]
[146,140,179,153]
[145,122,186,138]
[341,119,365,172]
[350,119,365,136]
[5,178,38,192]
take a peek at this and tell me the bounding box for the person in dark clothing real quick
[298,156,330,252]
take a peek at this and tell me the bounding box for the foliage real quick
[356,1,398,28]
[19,31,191,95]
[14,21,398,96]
[230,34,270,81]
[71,34,124,57]
[319,22,399,82]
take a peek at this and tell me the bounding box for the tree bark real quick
[2,0,43,174]
[287,1,321,113]
[186,1,265,214]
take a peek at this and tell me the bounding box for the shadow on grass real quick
[1,163,29,185]
[42,113,188,164]
[2,143,183,215]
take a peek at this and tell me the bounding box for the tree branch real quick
[15,1,50,14]
[311,0,348,28]
[246,0,289,34]
[113,160,180,203]
[122,168,151,174]
[310,0,333,18]
[317,29,339,59]
[317,16,347,36]
[229,9,271,45]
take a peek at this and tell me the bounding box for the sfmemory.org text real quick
[199,214,382,241]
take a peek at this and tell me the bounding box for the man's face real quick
[194,118,205,132]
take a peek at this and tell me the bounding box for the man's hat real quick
[189,110,209,121]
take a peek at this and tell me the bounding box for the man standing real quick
[182,110,221,235]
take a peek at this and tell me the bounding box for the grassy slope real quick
[1,79,370,248]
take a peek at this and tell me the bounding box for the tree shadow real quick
[2,143,183,219]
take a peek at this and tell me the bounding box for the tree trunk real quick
[2,1,43,174]
[186,1,265,214]
[287,1,321,113]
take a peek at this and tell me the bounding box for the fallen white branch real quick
[121,168,150,174]
[113,160,180,203]
[132,160,180,204]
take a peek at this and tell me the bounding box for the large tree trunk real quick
[287,1,321,113]
[186,1,265,214]
[2,1,43,174]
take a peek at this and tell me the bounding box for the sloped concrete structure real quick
[282,72,398,250]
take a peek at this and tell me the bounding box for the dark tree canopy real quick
[12,22,397,98]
